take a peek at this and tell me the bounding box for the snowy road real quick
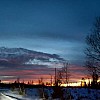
[0,93,17,100]
[0,92,42,100]
[0,93,26,100]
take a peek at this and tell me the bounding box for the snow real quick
[0,87,100,100]
[63,88,100,100]
[0,93,17,100]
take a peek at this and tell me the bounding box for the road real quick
[0,93,25,100]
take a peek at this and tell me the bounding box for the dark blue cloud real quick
[0,0,100,65]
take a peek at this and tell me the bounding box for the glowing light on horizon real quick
[60,82,81,87]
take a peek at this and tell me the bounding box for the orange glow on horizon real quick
[1,64,99,86]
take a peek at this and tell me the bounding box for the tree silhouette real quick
[85,17,100,85]
[57,62,70,86]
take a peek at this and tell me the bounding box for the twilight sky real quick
[0,0,100,66]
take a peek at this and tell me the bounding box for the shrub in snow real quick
[52,87,63,99]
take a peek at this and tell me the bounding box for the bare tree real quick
[57,62,70,86]
[85,17,100,85]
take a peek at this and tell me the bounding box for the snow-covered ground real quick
[63,88,100,100]
[0,87,100,100]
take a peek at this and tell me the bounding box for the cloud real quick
[0,63,88,83]
[0,38,85,66]
[0,0,100,83]
[1,0,100,42]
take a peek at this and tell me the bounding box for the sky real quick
[0,0,100,83]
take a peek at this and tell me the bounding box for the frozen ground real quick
[63,88,100,100]
[0,87,100,100]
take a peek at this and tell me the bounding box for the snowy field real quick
[0,87,100,100]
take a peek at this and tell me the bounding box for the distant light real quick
[60,82,81,87]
